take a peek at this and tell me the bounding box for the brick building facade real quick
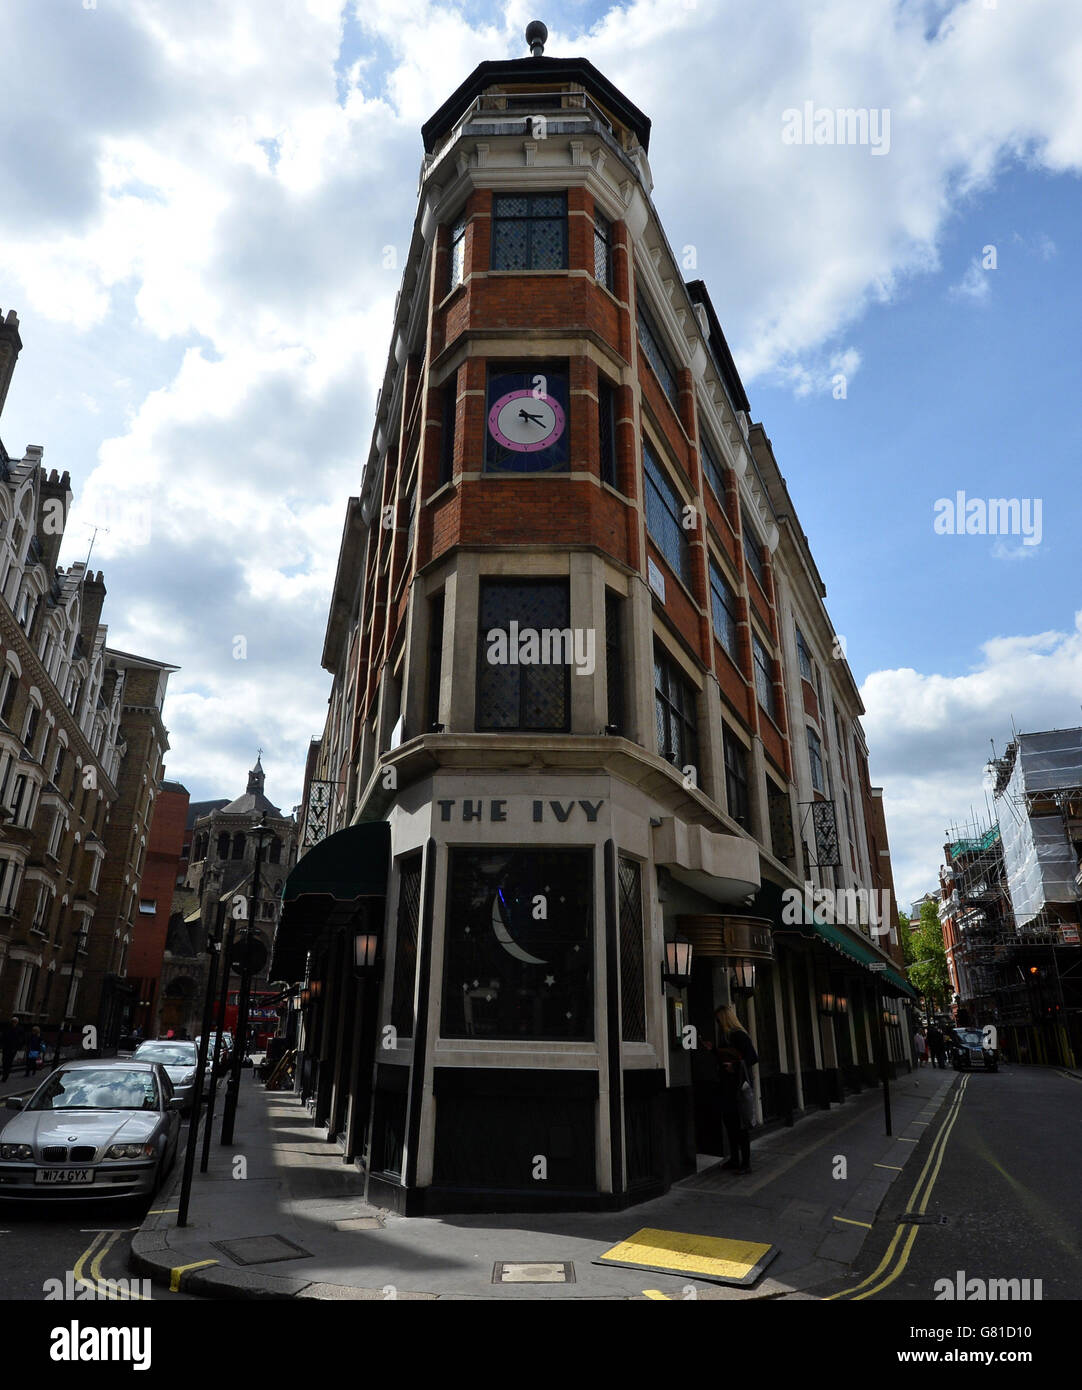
[0,307,179,1047]
[275,33,914,1215]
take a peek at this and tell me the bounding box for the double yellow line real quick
[827,1074,970,1300]
[71,1231,151,1300]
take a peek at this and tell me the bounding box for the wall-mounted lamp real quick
[354,931,379,973]
[835,995,849,1018]
[731,959,756,996]
[818,989,836,1016]
[662,936,693,988]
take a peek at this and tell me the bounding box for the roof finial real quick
[525,20,547,57]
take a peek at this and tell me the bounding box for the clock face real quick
[488,390,566,452]
[485,368,570,473]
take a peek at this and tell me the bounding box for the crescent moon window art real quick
[443,849,593,1040]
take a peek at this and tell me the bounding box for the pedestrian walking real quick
[926,1023,946,1069]
[713,1004,759,1174]
[913,1028,927,1067]
[24,1026,43,1077]
[1,1016,24,1082]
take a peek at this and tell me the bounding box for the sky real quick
[0,0,1080,910]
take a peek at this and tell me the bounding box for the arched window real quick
[216,832,230,860]
[269,836,282,864]
[231,833,245,859]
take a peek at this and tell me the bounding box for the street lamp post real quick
[51,921,88,1071]
[221,814,272,1146]
[177,898,225,1227]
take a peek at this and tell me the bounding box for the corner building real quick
[277,34,913,1215]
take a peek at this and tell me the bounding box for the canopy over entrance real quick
[271,821,391,982]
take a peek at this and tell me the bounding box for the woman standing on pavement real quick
[913,1027,927,1067]
[714,1004,758,1175]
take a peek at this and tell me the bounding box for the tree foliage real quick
[906,899,950,1011]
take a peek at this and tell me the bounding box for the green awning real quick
[772,887,917,999]
[271,822,391,981]
[282,820,391,903]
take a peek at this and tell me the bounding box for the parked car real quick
[950,1027,998,1072]
[195,1032,233,1075]
[0,1060,181,1201]
[132,1040,200,1112]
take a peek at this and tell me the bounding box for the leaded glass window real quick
[391,856,422,1037]
[742,510,766,590]
[807,726,825,793]
[605,589,624,733]
[643,440,692,588]
[753,633,776,721]
[796,626,813,682]
[710,560,739,660]
[636,293,679,407]
[598,377,617,487]
[449,214,466,291]
[594,208,612,288]
[654,646,699,777]
[476,579,570,732]
[440,377,456,484]
[442,849,593,1040]
[618,857,645,1042]
[491,192,567,270]
[768,780,795,861]
[723,727,749,828]
[701,434,726,502]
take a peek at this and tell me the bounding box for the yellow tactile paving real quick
[598,1227,776,1284]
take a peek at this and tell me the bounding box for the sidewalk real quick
[130,1064,958,1300]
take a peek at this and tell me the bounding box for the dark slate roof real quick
[186,799,229,829]
[218,790,282,816]
[421,55,651,154]
[161,780,188,795]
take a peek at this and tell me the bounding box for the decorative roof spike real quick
[526,20,547,57]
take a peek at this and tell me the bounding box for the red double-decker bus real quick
[223,990,282,1051]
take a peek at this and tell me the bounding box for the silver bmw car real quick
[0,1060,181,1201]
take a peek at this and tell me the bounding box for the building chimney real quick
[0,310,23,419]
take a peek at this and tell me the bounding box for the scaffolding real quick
[941,818,1014,1012]
[991,728,1082,927]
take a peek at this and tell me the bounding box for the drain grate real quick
[212,1234,312,1265]
[493,1261,575,1284]
[896,1213,948,1225]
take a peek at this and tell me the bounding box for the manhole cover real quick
[493,1261,575,1284]
[212,1234,312,1265]
[896,1213,948,1225]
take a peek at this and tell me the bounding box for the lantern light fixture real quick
[662,936,693,988]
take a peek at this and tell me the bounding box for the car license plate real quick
[35,1168,94,1185]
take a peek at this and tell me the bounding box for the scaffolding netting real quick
[995,729,1082,925]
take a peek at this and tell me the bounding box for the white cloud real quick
[949,259,991,302]
[862,613,1082,906]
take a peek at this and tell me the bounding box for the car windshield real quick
[28,1068,160,1111]
[134,1044,196,1066]
[956,1031,985,1047]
